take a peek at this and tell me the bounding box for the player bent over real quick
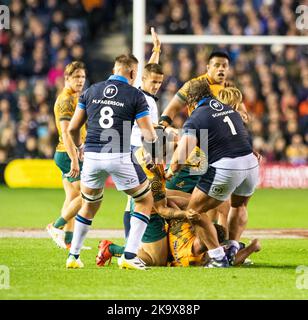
[66,54,159,270]
[166,79,259,268]
[47,61,87,249]
[97,158,261,267]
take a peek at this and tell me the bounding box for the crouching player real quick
[97,148,261,267]
[166,79,260,268]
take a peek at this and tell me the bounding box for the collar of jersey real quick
[108,75,129,84]
[197,96,211,108]
[139,88,159,101]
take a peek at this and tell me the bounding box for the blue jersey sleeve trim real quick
[78,102,86,109]
[108,75,129,84]
[135,110,150,119]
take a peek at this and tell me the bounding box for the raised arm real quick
[148,27,161,64]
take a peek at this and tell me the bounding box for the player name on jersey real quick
[78,75,150,154]
[183,97,252,165]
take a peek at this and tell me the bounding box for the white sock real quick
[228,240,240,250]
[208,246,225,260]
[70,214,92,256]
[124,212,149,255]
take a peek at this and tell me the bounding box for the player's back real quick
[183,96,252,165]
[78,75,149,154]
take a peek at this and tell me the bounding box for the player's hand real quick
[253,150,263,164]
[185,209,201,223]
[151,27,161,50]
[68,159,80,178]
[165,126,179,143]
[164,167,175,180]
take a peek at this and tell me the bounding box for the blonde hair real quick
[218,87,242,111]
[64,61,86,77]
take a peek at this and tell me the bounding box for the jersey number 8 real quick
[99,106,114,129]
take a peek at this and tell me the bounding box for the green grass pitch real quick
[0,238,307,300]
[0,186,308,300]
[1,186,308,229]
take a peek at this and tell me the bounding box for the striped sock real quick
[124,212,149,258]
[69,214,92,257]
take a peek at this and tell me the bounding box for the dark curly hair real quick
[186,78,213,109]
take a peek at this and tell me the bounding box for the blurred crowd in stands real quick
[0,0,129,163]
[0,0,307,165]
[146,0,308,165]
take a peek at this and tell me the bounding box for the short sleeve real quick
[135,90,150,120]
[77,89,88,110]
[176,80,190,102]
[57,95,75,121]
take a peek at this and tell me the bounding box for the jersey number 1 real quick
[223,116,237,135]
[99,106,114,129]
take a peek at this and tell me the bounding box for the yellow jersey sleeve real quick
[55,95,76,122]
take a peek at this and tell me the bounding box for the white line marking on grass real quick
[0,228,308,239]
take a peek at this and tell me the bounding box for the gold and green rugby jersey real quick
[54,87,86,152]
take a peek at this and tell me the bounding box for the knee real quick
[231,197,249,208]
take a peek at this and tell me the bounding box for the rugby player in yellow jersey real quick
[160,49,249,243]
[96,148,261,267]
[46,61,87,249]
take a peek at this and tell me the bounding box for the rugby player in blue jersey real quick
[66,54,159,270]
[166,79,259,268]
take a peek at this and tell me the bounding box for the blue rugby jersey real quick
[78,75,150,153]
[183,96,252,164]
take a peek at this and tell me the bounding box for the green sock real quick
[65,231,73,245]
[53,217,67,229]
[109,244,124,257]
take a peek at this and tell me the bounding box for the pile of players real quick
[47,28,261,270]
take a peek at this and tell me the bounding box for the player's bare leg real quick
[60,180,82,244]
[47,179,81,249]
[225,194,251,264]
[187,188,222,249]
[66,184,103,268]
[186,188,229,267]
[228,194,250,241]
[119,180,153,270]
[217,200,230,236]
[233,239,261,266]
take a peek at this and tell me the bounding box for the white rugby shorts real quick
[81,152,147,190]
[196,153,259,201]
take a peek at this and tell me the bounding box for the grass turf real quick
[0,186,308,229]
[0,238,308,300]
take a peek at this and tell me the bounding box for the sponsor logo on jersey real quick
[209,99,224,112]
[103,85,118,99]
[176,181,185,189]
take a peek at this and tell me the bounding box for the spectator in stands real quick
[286,134,308,165]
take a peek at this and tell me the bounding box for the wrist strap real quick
[152,47,161,53]
[159,115,172,126]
